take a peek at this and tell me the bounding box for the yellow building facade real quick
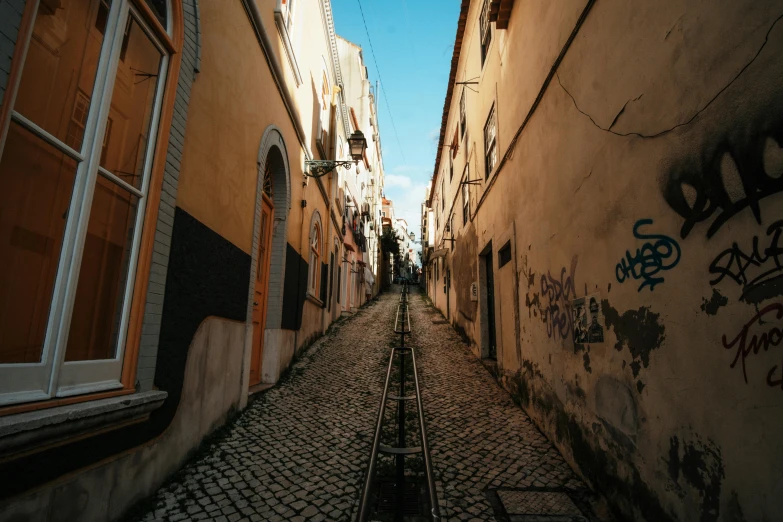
[0,0,384,519]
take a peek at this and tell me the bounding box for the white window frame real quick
[308,221,322,298]
[283,0,297,32]
[484,104,497,179]
[462,166,470,225]
[0,0,172,406]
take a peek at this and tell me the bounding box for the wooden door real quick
[250,194,274,386]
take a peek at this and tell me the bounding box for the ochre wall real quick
[431,1,783,521]
[176,0,305,255]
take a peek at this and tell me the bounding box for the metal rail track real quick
[357,283,440,521]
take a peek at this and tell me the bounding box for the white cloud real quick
[384,174,412,188]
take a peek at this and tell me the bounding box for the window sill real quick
[306,293,324,308]
[0,390,167,459]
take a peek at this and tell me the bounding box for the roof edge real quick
[428,0,471,208]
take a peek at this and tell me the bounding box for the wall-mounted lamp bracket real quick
[305,159,358,178]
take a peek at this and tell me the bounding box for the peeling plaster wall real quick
[430,1,783,520]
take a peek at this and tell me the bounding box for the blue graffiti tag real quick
[616,219,681,292]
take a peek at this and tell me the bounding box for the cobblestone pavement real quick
[407,292,604,521]
[128,288,606,522]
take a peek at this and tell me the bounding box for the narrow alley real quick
[125,287,603,522]
[2,1,781,520]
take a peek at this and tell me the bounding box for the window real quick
[499,241,512,268]
[480,0,492,66]
[262,155,275,197]
[309,222,322,296]
[283,0,297,32]
[462,167,470,225]
[441,180,445,210]
[484,104,498,179]
[0,0,171,405]
[449,152,454,181]
[459,89,466,139]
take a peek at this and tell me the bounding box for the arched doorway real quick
[248,127,290,387]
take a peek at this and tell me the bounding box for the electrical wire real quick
[355,0,407,164]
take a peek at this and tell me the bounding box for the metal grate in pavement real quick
[491,489,589,522]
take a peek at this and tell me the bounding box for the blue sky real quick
[332,0,460,252]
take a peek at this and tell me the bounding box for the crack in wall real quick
[557,12,783,139]
[574,168,593,195]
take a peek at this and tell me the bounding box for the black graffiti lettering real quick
[709,220,783,301]
[662,128,783,239]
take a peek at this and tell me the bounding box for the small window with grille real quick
[498,241,512,268]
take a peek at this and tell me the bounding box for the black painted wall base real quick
[1,207,250,498]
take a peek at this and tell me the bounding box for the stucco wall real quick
[0,317,245,522]
[175,0,304,255]
[431,1,783,521]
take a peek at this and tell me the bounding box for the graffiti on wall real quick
[541,257,577,341]
[722,302,783,390]
[709,220,783,304]
[662,119,783,240]
[615,219,681,292]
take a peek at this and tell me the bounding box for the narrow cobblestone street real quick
[127,288,603,522]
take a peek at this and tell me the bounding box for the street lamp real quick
[304,130,367,178]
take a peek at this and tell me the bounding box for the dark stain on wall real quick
[565,376,587,402]
[667,436,725,522]
[701,289,729,315]
[453,222,478,322]
[0,207,251,498]
[502,365,676,522]
[525,292,540,316]
[724,491,748,522]
[583,351,592,373]
[574,342,593,373]
[602,300,666,377]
